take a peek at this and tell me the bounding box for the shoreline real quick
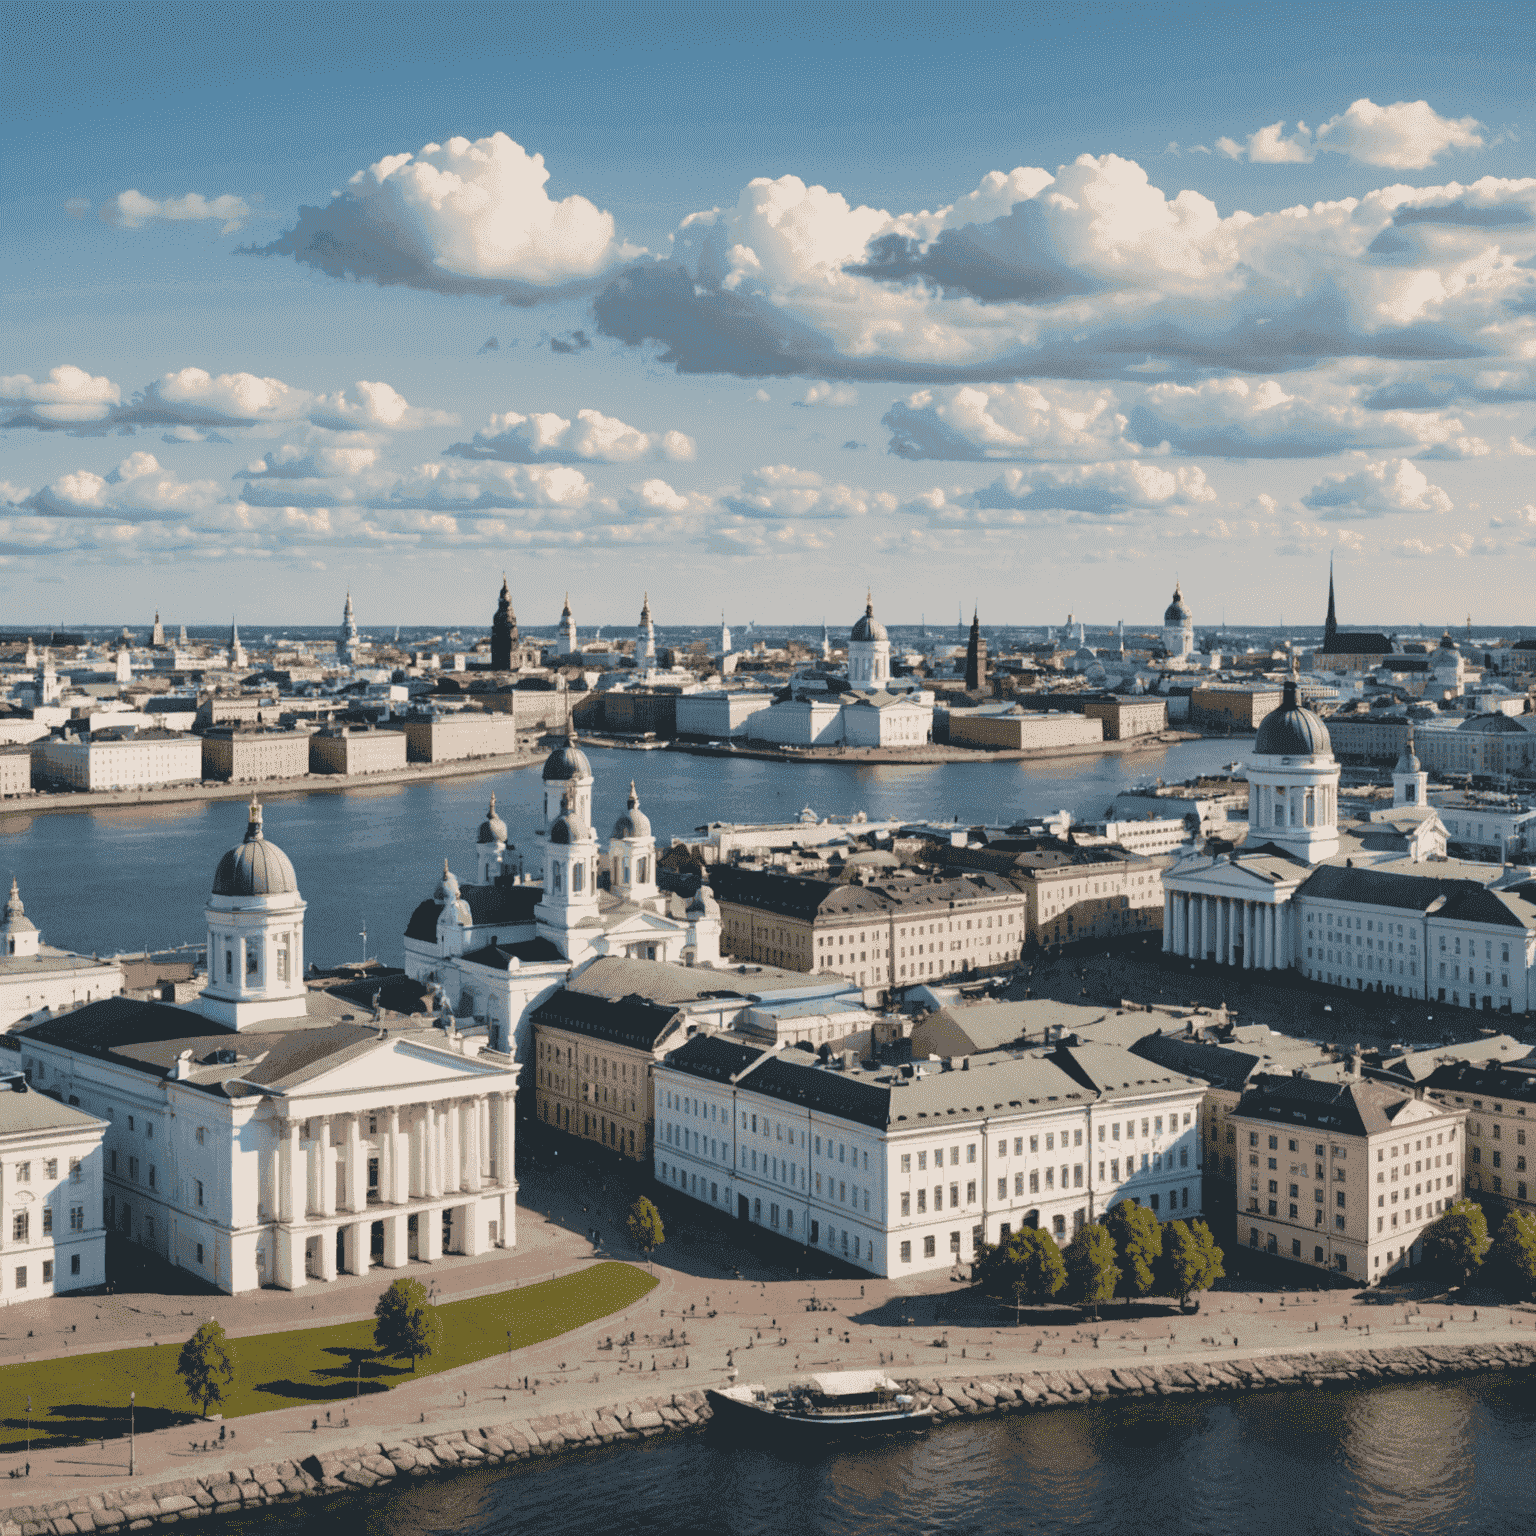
[656,730,1207,768]
[0,751,546,822]
[5,1337,1533,1531]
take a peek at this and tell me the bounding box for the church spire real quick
[1324,556,1338,644]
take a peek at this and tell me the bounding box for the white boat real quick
[706,1370,931,1443]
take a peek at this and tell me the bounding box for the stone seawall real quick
[7,1339,1535,1533]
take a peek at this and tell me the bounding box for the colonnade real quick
[1162,890,1294,971]
[270,1093,515,1288]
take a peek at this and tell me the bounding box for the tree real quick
[177,1320,237,1419]
[1421,1199,1491,1287]
[1063,1223,1119,1317]
[373,1277,443,1372]
[627,1196,665,1268]
[973,1226,1067,1310]
[1157,1219,1226,1307]
[1489,1210,1536,1300]
[1102,1200,1164,1299]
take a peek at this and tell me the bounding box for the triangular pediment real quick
[1166,859,1302,897]
[283,1036,511,1098]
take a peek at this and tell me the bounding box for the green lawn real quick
[0,1262,656,1453]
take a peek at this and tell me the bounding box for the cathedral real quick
[402,740,722,1062]
[1162,676,1536,1013]
[16,802,520,1294]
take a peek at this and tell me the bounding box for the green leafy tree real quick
[1103,1200,1164,1299]
[974,1226,1067,1309]
[373,1277,443,1373]
[627,1196,665,1268]
[176,1319,237,1418]
[1421,1199,1491,1287]
[1064,1222,1120,1317]
[1157,1219,1226,1307]
[1489,1210,1536,1300]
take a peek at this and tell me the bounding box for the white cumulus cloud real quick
[1301,457,1453,518]
[444,408,695,464]
[98,191,254,233]
[258,132,642,301]
[1219,98,1485,170]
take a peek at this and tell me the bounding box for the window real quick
[196,1243,204,1265]
[14,1268,25,1290]
[923,1235,936,1258]
[45,1159,57,1180]
[15,1162,29,1183]
[69,1205,84,1233]
[900,1241,911,1263]
[69,1157,81,1184]
[12,1213,27,1243]
[195,1180,205,1208]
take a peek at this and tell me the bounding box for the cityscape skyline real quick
[4,1,1533,621]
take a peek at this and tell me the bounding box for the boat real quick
[706,1370,932,1442]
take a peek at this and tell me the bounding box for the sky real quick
[3,0,1534,630]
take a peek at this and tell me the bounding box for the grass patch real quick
[0,1261,655,1453]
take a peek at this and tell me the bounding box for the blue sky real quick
[3,0,1534,628]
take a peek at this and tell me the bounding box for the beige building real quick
[395,713,520,763]
[32,729,203,791]
[1018,852,1166,948]
[1231,1073,1464,1284]
[950,711,1103,751]
[0,1080,109,1302]
[1419,1055,1536,1215]
[1190,685,1283,730]
[1083,698,1168,740]
[709,865,1027,995]
[0,747,30,797]
[201,728,310,783]
[308,726,408,776]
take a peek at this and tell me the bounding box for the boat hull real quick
[705,1389,932,1443]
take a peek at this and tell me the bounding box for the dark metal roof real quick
[531,987,684,1051]
[212,804,298,897]
[404,880,541,941]
[1420,1058,1536,1102]
[1253,679,1331,757]
[1318,631,1394,655]
[1233,1073,1439,1137]
[1297,863,1531,927]
[460,938,565,968]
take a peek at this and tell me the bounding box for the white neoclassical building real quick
[1163,680,1536,1011]
[15,800,520,1294]
[848,594,892,687]
[1162,582,1195,661]
[0,880,124,1030]
[403,742,723,1063]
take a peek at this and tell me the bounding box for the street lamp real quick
[506,1330,512,1390]
[25,1395,30,1472]
[129,1392,135,1477]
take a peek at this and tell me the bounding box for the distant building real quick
[1082,698,1168,740]
[394,713,519,763]
[964,610,987,692]
[490,577,518,670]
[201,728,310,783]
[949,712,1102,752]
[308,726,407,776]
[1306,565,1395,673]
[337,593,360,664]
[32,729,202,791]
[0,880,124,1029]
[1190,684,1283,731]
[1162,583,1194,660]
[0,746,30,797]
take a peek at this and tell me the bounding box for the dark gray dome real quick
[1164,583,1191,624]
[549,809,590,845]
[542,741,592,782]
[212,801,298,897]
[1253,680,1332,758]
[851,596,887,643]
[612,781,651,840]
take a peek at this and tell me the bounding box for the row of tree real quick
[973,1203,1225,1313]
[1422,1200,1536,1296]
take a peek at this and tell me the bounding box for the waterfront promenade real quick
[3,1161,1534,1512]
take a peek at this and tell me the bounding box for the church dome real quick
[549,807,591,845]
[1253,679,1332,758]
[1438,630,1459,651]
[476,795,508,845]
[851,595,887,643]
[212,800,298,897]
[542,739,592,782]
[612,781,651,840]
[0,879,37,936]
[433,860,461,902]
[1164,583,1191,624]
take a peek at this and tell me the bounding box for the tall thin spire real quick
[1324,556,1338,644]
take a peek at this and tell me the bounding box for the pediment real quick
[1167,861,1291,896]
[285,1036,512,1098]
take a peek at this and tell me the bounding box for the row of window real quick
[10,1207,86,1241]
[11,1158,81,1184]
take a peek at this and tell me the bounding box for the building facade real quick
[32,731,202,791]
[309,726,408,776]
[395,713,520,763]
[0,880,124,1029]
[201,728,310,783]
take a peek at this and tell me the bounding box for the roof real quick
[1419,1057,1536,1103]
[1297,863,1535,928]
[1232,1074,1456,1137]
[212,802,297,897]
[1319,631,1394,655]
[707,863,1022,921]
[1253,679,1332,757]
[1050,1041,1205,1101]
[459,938,566,968]
[807,1372,899,1397]
[566,955,837,1005]
[405,880,541,941]
[0,1086,108,1138]
[531,987,684,1051]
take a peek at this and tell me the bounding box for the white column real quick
[464,1098,483,1194]
[382,1212,408,1268]
[441,1100,459,1193]
[388,1106,408,1204]
[1163,890,1174,953]
[1243,902,1255,970]
[424,1104,442,1199]
[345,1113,366,1213]
[496,1093,515,1192]
[317,1115,337,1217]
[1182,894,1193,958]
[1268,905,1280,971]
[280,1118,302,1224]
[1225,899,1237,967]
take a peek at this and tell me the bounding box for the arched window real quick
[552,863,562,893]
[572,862,584,893]
[637,857,648,884]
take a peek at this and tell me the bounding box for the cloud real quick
[591,158,1536,383]
[1219,99,1485,170]
[969,461,1215,515]
[241,443,381,480]
[720,464,896,522]
[1301,457,1453,518]
[443,408,695,464]
[22,452,225,520]
[254,132,642,302]
[884,383,1138,460]
[98,191,253,234]
[796,382,859,408]
[1,366,451,438]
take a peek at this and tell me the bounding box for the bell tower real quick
[1393,723,1429,809]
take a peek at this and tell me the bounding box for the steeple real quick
[556,591,578,655]
[636,591,657,673]
[965,607,987,692]
[1324,557,1338,645]
[491,574,517,669]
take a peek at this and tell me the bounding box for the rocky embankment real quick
[7,1339,1535,1533]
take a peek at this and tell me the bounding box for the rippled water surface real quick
[0,739,1244,967]
[204,1372,1536,1536]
